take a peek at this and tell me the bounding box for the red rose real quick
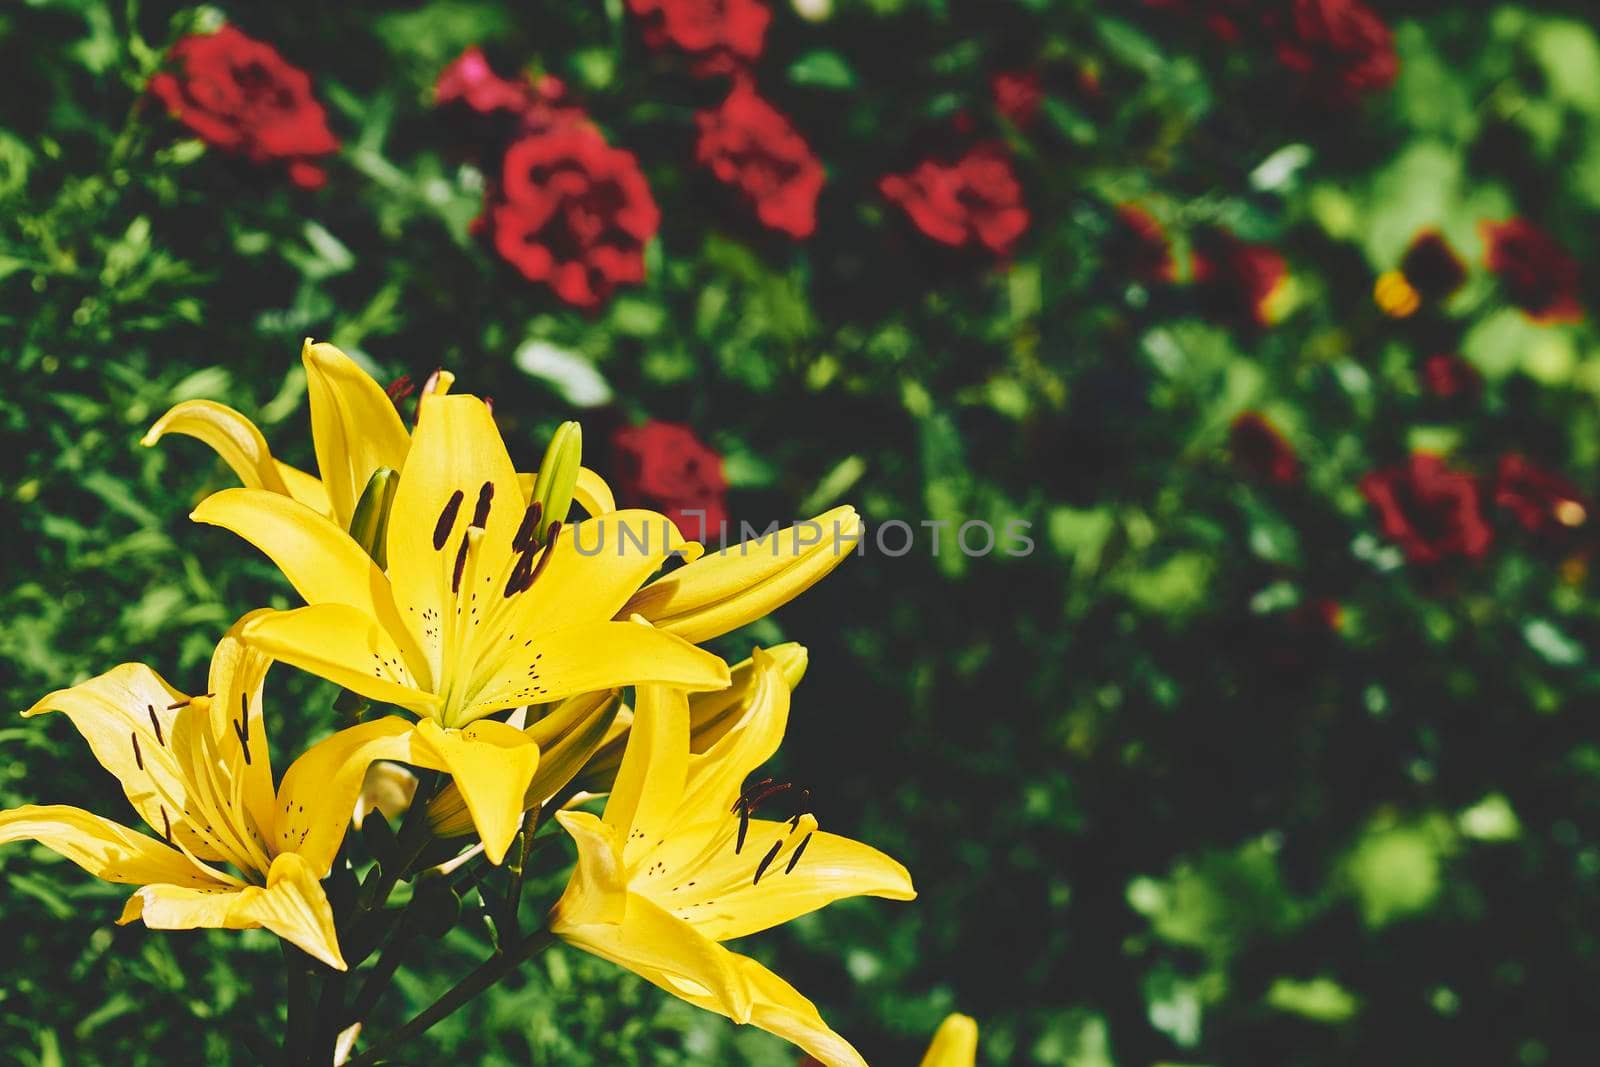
[991,69,1044,129]
[1192,229,1288,328]
[1494,454,1588,537]
[148,25,339,189]
[1111,204,1177,285]
[1481,218,1584,324]
[1230,412,1299,484]
[1143,0,1254,43]
[695,80,826,239]
[1419,353,1480,400]
[1361,453,1492,565]
[1273,0,1398,107]
[486,126,660,309]
[612,421,729,541]
[879,143,1030,258]
[627,0,771,76]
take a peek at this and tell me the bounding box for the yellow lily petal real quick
[920,1013,980,1067]
[353,762,418,830]
[550,887,753,1024]
[141,398,291,497]
[122,852,348,970]
[202,618,277,840]
[622,507,861,644]
[22,665,222,861]
[513,510,698,635]
[671,817,916,941]
[0,804,217,887]
[460,620,730,720]
[549,809,627,925]
[275,461,333,516]
[674,648,789,827]
[385,393,523,682]
[604,683,689,868]
[732,954,868,1067]
[241,605,435,715]
[191,489,426,679]
[413,718,538,865]
[303,340,411,529]
[517,467,617,519]
[427,690,620,837]
[275,716,441,875]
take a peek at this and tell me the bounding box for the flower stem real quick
[343,930,554,1067]
[281,942,316,1065]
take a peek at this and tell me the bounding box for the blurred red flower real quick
[1419,353,1480,400]
[991,69,1044,129]
[695,80,826,239]
[435,46,534,115]
[627,0,771,76]
[1192,229,1288,328]
[1230,412,1299,484]
[1361,453,1492,565]
[1111,204,1178,285]
[148,24,339,189]
[612,421,729,540]
[487,126,660,309]
[1273,0,1398,106]
[1482,218,1584,324]
[879,143,1029,257]
[1495,454,1588,537]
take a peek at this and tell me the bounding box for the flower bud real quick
[347,465,399,567]
[529,421,582,548]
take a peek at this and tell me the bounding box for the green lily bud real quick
[527,421,581,549]
[348,465,399,568]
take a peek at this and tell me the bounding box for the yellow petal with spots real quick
[241,605,435,715]
[0,804,219,888]
[413,718,538,865]
[604,683,689,868]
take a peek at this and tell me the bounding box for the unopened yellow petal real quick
[303,340,411,529]
[274,716,440,874]
[604,683,689,867]
[22,665,223,861]
[0,804,216,887]
[353,762,418,830]
[920,1013,979,1067]
[142,398,290,497]
[413,718,538,865]
[551,890,752,1024]
[241,606,435,715]
[622,507,860,643]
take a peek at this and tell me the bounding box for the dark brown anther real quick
[166,699,190,710]
[784,832,813,874]
[147,705,165,746]
[131,732,144,770]
[503,553,535,599]
[233,707,252,765]
[452,533,471,594]
[385,374,415,402]
[470,480,494,529]
[521,533,557,592]
[160,807,172,842]
[752,839,784,885]
[512,501,543,552]
[736,804,751,854]
[433,490,465,551]
[732,777,775,814]
[788,812,801,831]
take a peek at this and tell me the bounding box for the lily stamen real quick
[752,839,784,885]
[146,704,165,745]
[784,831,813,874]
[432,489,464,551]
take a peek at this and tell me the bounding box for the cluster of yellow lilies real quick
[1,342,977,1065]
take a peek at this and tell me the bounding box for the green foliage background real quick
[5,0,1600,1063]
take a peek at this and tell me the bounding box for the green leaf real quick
[788,49,855,89]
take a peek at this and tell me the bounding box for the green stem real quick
[343,930,554,1067]
[281,943,316,1065]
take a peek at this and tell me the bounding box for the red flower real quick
[879,143,1030,257]
[1495,454,1588,537]
[435,46,534,115]
[1192,229,1288,328]
[1419,353,1480,400]
[148,25,339,189]
[1143,0,1254,43]
[612,421,729,540]
[695,80,826,239]
[1482,218,1584,324]
[1273,0,1398,107]
[627,0,771,76]
[1361,453,1492,566]
[486,126,660,309]
[1111,204,1177,285]
[991,69,1044,129]
[1230,412,1299,484]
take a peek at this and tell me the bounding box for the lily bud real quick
[620,506,861,644]
[579,644,808,793]
[347,465,399,567]
[427,689,621,837]
[351,761,418,830]
[528,421,582,548]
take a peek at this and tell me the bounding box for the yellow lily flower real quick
[622,506,862,644]
[189,391,731,864]
[143,339,615,527]
[548,649,915,1067]
[0,619,437,970]
[919,1013,980,1067]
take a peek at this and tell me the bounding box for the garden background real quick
[6,0,1600,1063]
